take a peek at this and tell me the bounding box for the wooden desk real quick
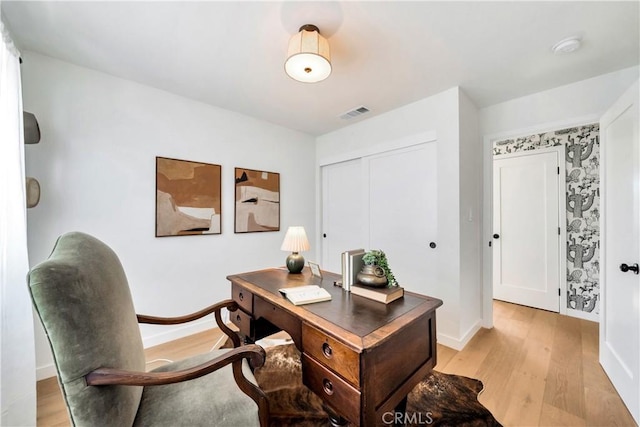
[227,268,442,426]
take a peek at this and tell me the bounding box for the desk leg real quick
[323,405,348,427]
[394,396,407,427]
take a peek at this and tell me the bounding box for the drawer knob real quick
[322,378,334,395]
[236,314,241,323]
[322,343,333,359]
[238,292,244,301]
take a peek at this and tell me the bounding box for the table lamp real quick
[280,226,310,274]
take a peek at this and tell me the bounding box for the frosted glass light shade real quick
[285,25,331,83]
[280,226,310,252]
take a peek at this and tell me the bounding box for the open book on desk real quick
[279,285,332,306]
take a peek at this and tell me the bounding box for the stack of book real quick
[350,283,404,304]
[341,249,364,291]
[341,248,404,304]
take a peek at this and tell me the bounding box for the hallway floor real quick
[435,300,636,426]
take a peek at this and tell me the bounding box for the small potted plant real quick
[357,250,398,288]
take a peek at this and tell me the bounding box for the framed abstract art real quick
[234,167,280,233]
[156,157,221,237]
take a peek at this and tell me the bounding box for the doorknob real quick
[620,263,639,274]
[493,234,500,239]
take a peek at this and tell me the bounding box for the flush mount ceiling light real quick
[552,36,582,54]
[285,24,331,83]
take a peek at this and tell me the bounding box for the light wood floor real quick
[37,300,636,426]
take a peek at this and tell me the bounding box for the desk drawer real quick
[230,309,252,337]
[254,296,301,345]
[232,283,253,313]
[303,353,361,426]
[230,307,281,342]
[302,323,360,387]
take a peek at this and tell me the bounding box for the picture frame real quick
[234,167,280,233]
[308,262,322,278]
[155,156,221,237]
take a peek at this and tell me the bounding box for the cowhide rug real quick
[247,343,502,427]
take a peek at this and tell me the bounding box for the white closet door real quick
[367,143,438,293]
[321,159,365,274]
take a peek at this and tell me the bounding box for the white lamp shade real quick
[281,226,310,252]
[285,26,331,83]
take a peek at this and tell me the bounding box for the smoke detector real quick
[552,36,582,54]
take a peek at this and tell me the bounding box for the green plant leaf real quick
[362,250,397,287]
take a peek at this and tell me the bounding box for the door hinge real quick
[557,166,560,174]
[558,288,561,296]
[558,227,561,235]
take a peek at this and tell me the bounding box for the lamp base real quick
[286,252,305,274]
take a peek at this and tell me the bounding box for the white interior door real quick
[493,149,560,312]
[367,143,438,294]
[600,80,639,425]
[321,159,364,273]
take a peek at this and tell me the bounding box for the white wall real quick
[22,52,316,379]
[480,66,640,136]
[317,87,483,349]
[479,65,640,323]
[458,89,483,339]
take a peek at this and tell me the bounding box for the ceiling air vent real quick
[339,106,370,120]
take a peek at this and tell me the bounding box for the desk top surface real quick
[227,267,442,339]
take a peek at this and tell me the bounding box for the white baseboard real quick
[36,318,219,381]
[566,307,599,322]
[437,320,483,351]
[141,318,217,348]
[36,363,57,381]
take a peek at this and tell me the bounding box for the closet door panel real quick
[321,159,365,273]
[367,143,437,293]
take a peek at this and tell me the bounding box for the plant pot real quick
[356,265,388,288]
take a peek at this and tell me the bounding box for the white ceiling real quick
[2,1,639,136]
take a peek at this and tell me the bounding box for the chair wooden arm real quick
[136,299,238,325]
[137,299,241,347]
[85,343,264,386]
[86,343,269,426]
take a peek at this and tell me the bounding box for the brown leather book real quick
[350,284,404,304]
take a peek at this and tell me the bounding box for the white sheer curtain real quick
[0,15,37,427]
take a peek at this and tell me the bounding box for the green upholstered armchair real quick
[28,232,269,427]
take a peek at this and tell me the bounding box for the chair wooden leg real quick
[232,359,270,427]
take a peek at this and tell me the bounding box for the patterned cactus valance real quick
[494,124,600,315]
